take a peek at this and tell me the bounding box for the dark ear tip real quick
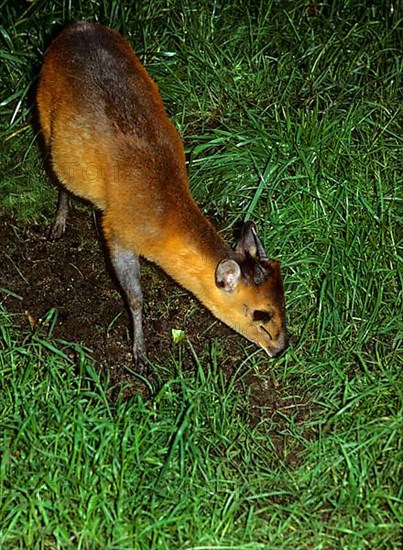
[242,220,256,233]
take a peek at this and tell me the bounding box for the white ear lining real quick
[215,259,241,292]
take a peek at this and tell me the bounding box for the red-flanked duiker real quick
[36,21,288,369]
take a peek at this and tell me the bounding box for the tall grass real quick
[1,0,402,547]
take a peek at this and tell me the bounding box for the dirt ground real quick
[1,207,243,374]
[0,208,313,462]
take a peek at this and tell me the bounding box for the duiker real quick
[36,21,287,368]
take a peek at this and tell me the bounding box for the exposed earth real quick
[1,207,244,376]
[1,207,313,461]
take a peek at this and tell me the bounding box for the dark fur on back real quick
[54,21,162,136]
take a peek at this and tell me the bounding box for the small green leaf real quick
[171,329,185,344]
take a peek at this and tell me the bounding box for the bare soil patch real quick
[1,208,241,376]
[0,208,315,462]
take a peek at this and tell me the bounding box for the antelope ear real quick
[236,221,268,262]
[215,259,241,292]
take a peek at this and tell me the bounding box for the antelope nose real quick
[271,332,289,358]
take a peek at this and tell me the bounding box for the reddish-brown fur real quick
[36,21,288,363]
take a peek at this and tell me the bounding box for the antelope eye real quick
[252,310,272,323]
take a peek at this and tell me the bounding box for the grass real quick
[1,0,402,547]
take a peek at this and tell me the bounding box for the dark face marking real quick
[260,324,273,340]
[252,310,272,323]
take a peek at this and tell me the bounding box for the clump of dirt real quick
[0,209,316,463]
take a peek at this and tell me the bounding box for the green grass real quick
[1,0,402,547]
